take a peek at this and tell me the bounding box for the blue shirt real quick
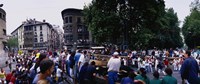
[121,77,134,84]
[180,57,200,84]
[74,53,81,64]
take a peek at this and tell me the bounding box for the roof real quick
[0,8,6,14]
[61,8,83,19]
[11,24,23,35]
[11,19,53,34]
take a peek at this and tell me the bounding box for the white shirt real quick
[78,54,85,71]
[56,68,62,77]
[61,52,66,58]
[107,57,121,72]
[66,54,71,61]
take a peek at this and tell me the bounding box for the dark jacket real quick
[180,57,200,84]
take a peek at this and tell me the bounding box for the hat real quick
[113,52,119,56]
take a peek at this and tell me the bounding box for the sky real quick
[0,0,195,35]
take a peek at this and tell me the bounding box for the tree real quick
[7,37,18,50]
[150,8,183,49]
[83,0,121,45]
[182,0,200,48]
[84,0,182,49]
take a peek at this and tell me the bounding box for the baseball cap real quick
[113,52,119,56]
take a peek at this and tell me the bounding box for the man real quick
[107,52,121,84]
[180,50,200,84]
[32,59,54,84]
[78,51,87,71]
[162,68,177,84]
[74,50,82,83]
[85,61,96,84]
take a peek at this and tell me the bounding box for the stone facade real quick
[0,8,6,52]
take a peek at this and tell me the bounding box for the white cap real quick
[113,52,119,56]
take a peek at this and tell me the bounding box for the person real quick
[32,59,54,84]
[29,53,47,83]
[180,50,200,84]
[9,74,17,84]
[162,68,177,84]
[56,65,62,83]
[135,68,150,84]
[120,71,136,84]
[79,62,89,84]
[5,70,15,84]
[85,61,96,84]
[69,51,75,78]
[107,52,121,84]
[0,68,6,84]
[37,79,49,84]
[74,50,82,83]
[78,51,87,71]
[150,71,161,84]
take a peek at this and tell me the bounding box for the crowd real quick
[0,48,199,84]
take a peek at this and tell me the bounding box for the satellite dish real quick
[0,4,3,7]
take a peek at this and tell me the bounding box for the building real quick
[61,8,90,49]
[11,19,61,51]
[0,7,6,52]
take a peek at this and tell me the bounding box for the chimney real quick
[43,19,46,22]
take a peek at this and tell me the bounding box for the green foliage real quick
[183,0,200,49]
[84,0,183,49]
[7,37,18,49]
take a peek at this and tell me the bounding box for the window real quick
[69,27,72,32]
[34,26,37,31]
[3,29,6,35]
[40,34,43,36]
[78,34,82,39]
[29,26,33,30]
[69,16,72,23]
[65,17,68,23]
[34,38,37,42]
[70,35,73,41]
[77,26,83,33]
[2,14,5,20]
[40,37,43,42]
[0,13,2,19]
[77,17,81,23]
[40,26,42,30]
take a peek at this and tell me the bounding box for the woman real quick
[0,68,6,84]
